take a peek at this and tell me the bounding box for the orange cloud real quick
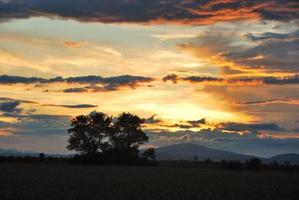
[0,128,17,136]
[240,97,299,106]
[62,41,86,48]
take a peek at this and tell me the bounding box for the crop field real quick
[0,163,299,200]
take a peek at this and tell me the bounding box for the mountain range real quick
[154,143,299,165]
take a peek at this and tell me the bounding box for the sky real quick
[0,0,299,157]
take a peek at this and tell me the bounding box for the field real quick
[0,164,299,200]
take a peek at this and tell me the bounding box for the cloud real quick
[176,28,299,79]
[145,114,163,124]
[0,75,53,84]
[263,75,299,84]
[147,128,299,157]
[45,104,97,108]
[187,118,207,126]
[163,74,222,84]
[226,30,299,73]
[0,97,97,110]
[163,74,299,85]
[0,100,70,138]
[0,97,92,145]
[0,74,153,84]
[166,118,207,129]
[62,41,86,48]
[0,114,70,136]
[0,0,298,25]
[144,115,206,129]
[0,74,155,93]
[240,97,299,105]
[149,115,284,132]
[229,40,299,73]
[62,87,88,93]
[246,30,299,41]
[217,122,284,132]
[165,123,200,130]
[0,100,21,113]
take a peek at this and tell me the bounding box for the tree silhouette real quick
[246,158,261,171]
[67,112,149,163]
[67,112,112,155]
[142,148,156,160]
[39,153,45,161]
[109,113,148,152]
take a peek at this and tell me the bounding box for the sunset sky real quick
[1,0,299,157]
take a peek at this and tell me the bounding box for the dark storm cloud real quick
[0,0,298,24]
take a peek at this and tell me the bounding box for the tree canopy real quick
[67,112,112,155]
[67,112,151,163]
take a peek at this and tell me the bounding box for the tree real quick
[39,153,45,161]
[246,158,261,171]
[67,111,150,164]
[109,113,148,152]
[142,148,156,160]
[67,112,112,155]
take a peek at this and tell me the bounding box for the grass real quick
[0,163,299,200]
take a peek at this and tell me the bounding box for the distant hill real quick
[264,153,299,165]
[155,143,255,162]
[0,149,39,157]
[0,149,71,157]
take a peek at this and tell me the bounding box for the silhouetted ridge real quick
[155,143,255,161]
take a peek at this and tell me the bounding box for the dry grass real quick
[0,163,299,200]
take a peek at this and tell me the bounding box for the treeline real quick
[166,159,299,172]
[1,155,299,172]
[160,159,299,172]
[0,154,68,163]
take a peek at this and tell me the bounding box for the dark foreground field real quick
[1,164,299,200]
